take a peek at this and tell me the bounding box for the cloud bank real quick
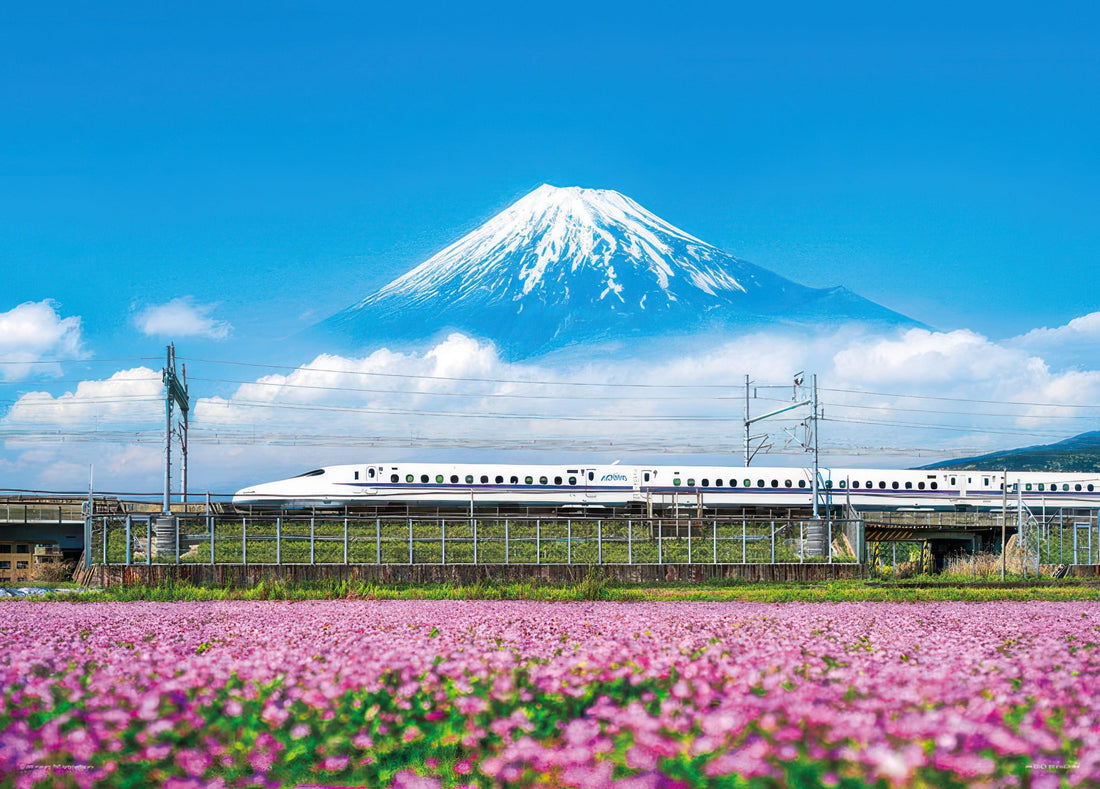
[3,316,1100,494]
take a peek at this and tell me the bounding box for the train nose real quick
[232,487,260,508]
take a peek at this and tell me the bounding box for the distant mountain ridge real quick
[926,431,1100,472]
[317,184,920,359]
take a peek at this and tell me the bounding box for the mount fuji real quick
[316,185,920,359]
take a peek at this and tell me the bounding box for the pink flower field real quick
[1,600,1098,788]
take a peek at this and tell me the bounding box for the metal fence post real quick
[147,518,152,566]
[243,518,247,565]
[310,516,316,565]
[408,518,413,565]
[598,520,603,564]
[102,517,108,565]
[742,519,747,563]
[658,520,663,564]
[505,519,510,564]
[567,519,572,564]
[771,520,776,563]
[344,517,349,565]
[712,519,717,564]
[800,521,805,563]
[209,514,215,565]
[376,518,381,565]
[276,517,281,565]
[827,518,833,563]
[125,515,131,565]
[536,519,541,565]
[442,519,447,565]
[473,518,478,565]
[687,520,691,564]
[628,520,633,565]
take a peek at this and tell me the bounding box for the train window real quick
[930,482,938,490]
[918,482,925,490]
[1038,484,1044,491]
[644,472,651,482]
[466,475,475,484]
[1026,483,1032,491]
[905,482,912,489]
[1089,485,1095,492]
[716,479,724,487]
[784,479,792,488]
[554,476,563,485]
[1075,484,1082,491]
[435,475,444,484]
[983,477,989,486]
[673,478,682,487]
[825,480,833,489]
[771,480,779,488]
[369,468,375,478]
[1063,484,1070,491]
[891,482,899,490]
[744,479,751,487]
[510,476,519,484]
[569,476,577,485]
[588,472,594,481]
[525,476,533,485]
[481,475,489,484]
[540,476,548,485]
[391,474,399,483]
[839,481,846,489]
[406,474,414,483]
[853,481,860,489]
[950,477,956,485]
[702,478,709,487]
[354,471,359,480]
[450,475,459,484]
[866,481,873,489]
[687,479,696,487]
[729,479,737,488]
[757,479,765,488]
[495,476,504,484]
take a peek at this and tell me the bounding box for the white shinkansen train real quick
[232,462,1100,511]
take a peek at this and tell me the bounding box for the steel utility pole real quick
[162,344,190,515]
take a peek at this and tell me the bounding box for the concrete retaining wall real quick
[81,562,867,588]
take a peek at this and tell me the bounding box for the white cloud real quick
[1015,312,1100,347]
[0,300,85,380]
[134,297,232,340]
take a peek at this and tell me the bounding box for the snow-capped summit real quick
[317,185,917,358]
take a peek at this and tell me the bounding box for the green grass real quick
[24,575,1100,604]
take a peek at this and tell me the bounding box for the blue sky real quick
[2,1,1100,493]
